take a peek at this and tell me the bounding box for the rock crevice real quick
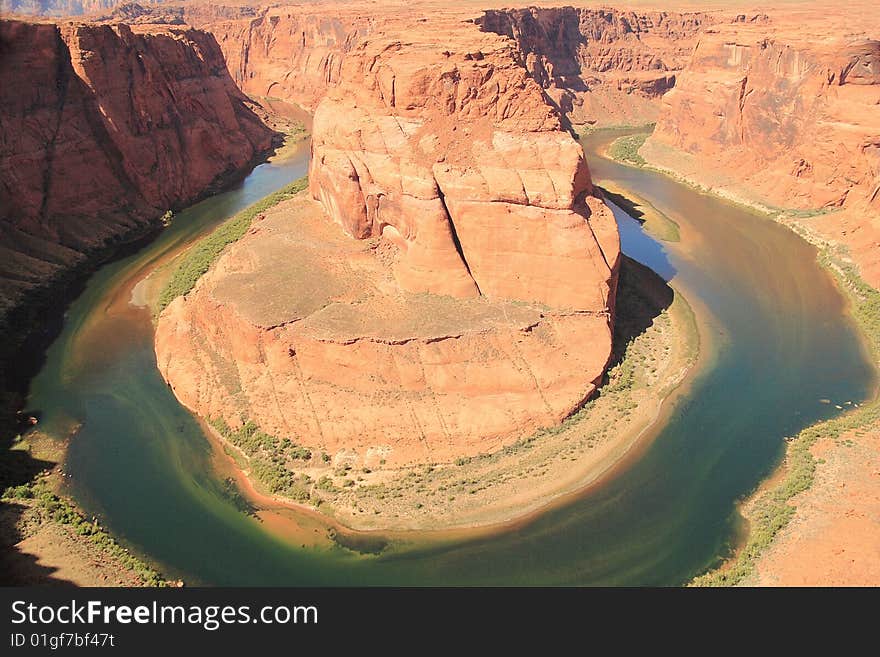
[156,8,622,467]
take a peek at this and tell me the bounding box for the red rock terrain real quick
[155,8,621,467]
[0,18,275,334]
[476,6,709,127]
[640,9,880,285]
[192,3,707,127]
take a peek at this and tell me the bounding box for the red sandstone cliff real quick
[203,7,370,112]
[308,25,618,308]
[641,16,880,284]
[476,7,710,127]
[155,10,620,467]
[184,4,706,127]
[0,19,276,324]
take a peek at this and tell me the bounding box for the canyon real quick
[1,1,879,586]
[0,16,277,408]
[155,9,623,466]
[641,10,880,287]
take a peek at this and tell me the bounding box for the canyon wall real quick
[0,1,173,17]
[200,7,371,112]
[188,4,708,126]
[476,7,710,127]
[642,18,880,284]
[156,10,621,467]
[0,18,276,386]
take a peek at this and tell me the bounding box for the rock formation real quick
[0,19,275,327]
[476,7,710,127]
[155,11,620,467]
[202,7,371,112]
[641,15,880,285]
[183,4,707,127]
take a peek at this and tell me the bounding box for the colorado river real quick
[25,130,876,585]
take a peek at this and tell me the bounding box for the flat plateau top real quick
[206,195,550,342]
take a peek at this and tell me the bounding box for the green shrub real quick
[4,481,166,586]
[607,134,648,166]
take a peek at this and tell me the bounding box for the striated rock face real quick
[0,19,275,324]
[204,7,371,112]
[156,12,620,467]
[641,17,880,285]
[308,28,618,309]
[476,7,710,126]
[197,4,707,127]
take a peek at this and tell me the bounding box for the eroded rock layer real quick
[156,12,620,467]
[157,197,615,467]
[193,4,707,128]
[0,19,275,325]
[641,14,880,284]
[308,25,619,309]
[476,6,710,126]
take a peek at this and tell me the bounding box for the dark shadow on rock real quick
[0,499,77,586]
[0,379,68,586]
[608,254,675,370]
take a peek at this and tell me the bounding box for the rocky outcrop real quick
[308,28,618,309]
[156,197,615,467]
[156,12,620,467]
[477,7,710,126]
[200,7,371,111]
[0,18,275,386]
[192,4,707,127]
[641,17,880,285]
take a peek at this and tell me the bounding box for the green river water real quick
[25,132,876,585]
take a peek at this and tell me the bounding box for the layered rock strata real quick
[156,14,620,467]
[0,19,275,325]
[641,16,880,285]
[476,7,710,126]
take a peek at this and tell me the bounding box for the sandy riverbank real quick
[0,431,168,587]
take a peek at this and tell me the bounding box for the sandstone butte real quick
[143,2,706,468]
[155,9,624,467]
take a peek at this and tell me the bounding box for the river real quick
[24,130,876,585]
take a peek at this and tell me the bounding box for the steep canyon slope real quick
[0,19,276,392]
[192,4,708,127]
[476,6,709,127]
[641,11,880,286]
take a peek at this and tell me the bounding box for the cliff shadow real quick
[0,420,66,585]
[607,254,674,370]
[0,500,77,587]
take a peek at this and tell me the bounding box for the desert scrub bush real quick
[2,481,166,586]
[316,476,336,493]
[208,417,318,502]
[158,177,308,311]
[607,134,648,166]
